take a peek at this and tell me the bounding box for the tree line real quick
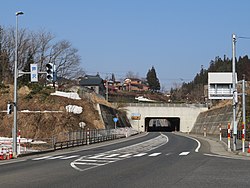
[170,55,250,103]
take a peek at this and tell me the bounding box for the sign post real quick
[113,117,118,129]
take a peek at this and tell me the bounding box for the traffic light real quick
[7,102,12,115]
[46,63,56,82]
[46,63,53,81]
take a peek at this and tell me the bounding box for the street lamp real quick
[13,11,24,157]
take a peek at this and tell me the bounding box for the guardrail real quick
[53,128,137,150]
[121,103,207,108]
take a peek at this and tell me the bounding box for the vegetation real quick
[0,26,84,86]
[146,66,160,92]
[171,55,250,103]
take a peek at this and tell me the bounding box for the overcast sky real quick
[1,0,250,90]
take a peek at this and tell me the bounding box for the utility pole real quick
[232,34,237,151]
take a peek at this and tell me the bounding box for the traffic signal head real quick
[46,63,53,82]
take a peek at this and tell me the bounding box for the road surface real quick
[0,132,249,188]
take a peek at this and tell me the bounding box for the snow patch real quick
[66,105,83,114]
[51,91,81,100]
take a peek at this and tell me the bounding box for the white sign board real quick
[30,64,38,82]
[208,72,237,100]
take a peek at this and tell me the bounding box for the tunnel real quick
[145,117,180,132]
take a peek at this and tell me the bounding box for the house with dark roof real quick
[79,74,105,96]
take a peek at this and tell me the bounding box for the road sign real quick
[113,117,118,123]
[131,113,141,120]
[208,72,237,99]
[30,64,38,82]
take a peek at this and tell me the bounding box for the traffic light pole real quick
[13,11,24,158]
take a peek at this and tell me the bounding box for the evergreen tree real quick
[146,66,160,92]
[111,73,115,82]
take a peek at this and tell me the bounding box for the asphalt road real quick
[0,132,250,188]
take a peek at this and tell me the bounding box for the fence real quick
[221,129,250,141]
[53,129,116,150]
[39,127,137,152]
[0,128,138,156]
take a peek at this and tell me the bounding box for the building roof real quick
[79,74,104,86]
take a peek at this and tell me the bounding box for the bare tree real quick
[47,40,83,79]
[125,71,140,79]
[29,30,55,71]
[1,27,84,83]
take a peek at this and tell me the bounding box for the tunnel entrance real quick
[145,117,180,132]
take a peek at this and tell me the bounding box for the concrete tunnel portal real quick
[145,117,180,132]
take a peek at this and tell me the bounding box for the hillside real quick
[0,84,107,140]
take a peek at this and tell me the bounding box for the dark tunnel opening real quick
[145,117,180,132]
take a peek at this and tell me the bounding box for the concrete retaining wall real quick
[191,105,233,135]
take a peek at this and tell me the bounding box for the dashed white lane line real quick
[179,152,190,156]
[148,153,161,157]
[133,153,147,157]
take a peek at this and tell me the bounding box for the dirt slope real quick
[0,85,105,140]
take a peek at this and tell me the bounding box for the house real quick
[79,74,105,95]
[123,78,149,92]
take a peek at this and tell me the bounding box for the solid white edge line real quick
[193,137,201,152]
[179,135,201,153]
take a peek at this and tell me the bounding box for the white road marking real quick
[148,153,161,157]
[32,156,52,161]
[133,153,147,157]
[191,137,201,152]
[47,156,65,160]
[88,157,120,161]
[73,162,106,166]
[75,159,98,162]
[71,134,169,172]
[61,155,80,160]
[89,154,106,159]
[179,134,201,152]
[119,154,132,158]
[179,152,190,156]
[105,154,120,158]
